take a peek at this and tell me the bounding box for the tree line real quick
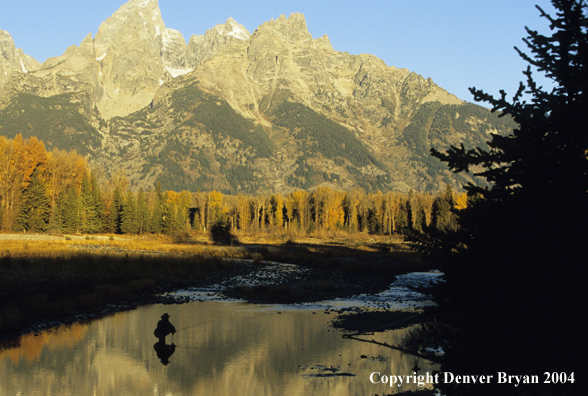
[1,134,467,237]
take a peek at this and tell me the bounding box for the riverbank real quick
[0,231,431,343]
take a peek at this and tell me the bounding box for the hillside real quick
[0,0,517,194]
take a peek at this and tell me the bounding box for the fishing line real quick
[173,319,217,332]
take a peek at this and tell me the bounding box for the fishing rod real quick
[173,319,217,332]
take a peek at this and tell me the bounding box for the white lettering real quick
[443,372,494,384]
[392,375,403,387]
[498,372,507,383]
[371,372,441,388]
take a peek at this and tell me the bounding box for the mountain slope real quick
[0,1,517,194]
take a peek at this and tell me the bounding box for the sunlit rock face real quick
[1,0,191,120]
[0,1,513,195]
[186,17,250,70]
[93,0,189,119]
[0,29,40,89]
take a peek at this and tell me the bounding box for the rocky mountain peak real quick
[0,4,501,196]
[0,30,40,88]
[90,0,189,118]
[94,0,165,60]
[255,13,312,43]
[186,17,250,69]
[218,17,251,41]
[315,35,334,51]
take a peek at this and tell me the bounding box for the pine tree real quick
[427,2,586,394]
[121,190,138,234]
[149,188,164,233]
[430,184,457,233]
[107,186,125,234]
[90,171,105,233]
[59,187,82,234]
[136,188,149,234]
[177,191,191,231]
[162,201,180,235]
[81,173,99,233]
[15,169,51,233]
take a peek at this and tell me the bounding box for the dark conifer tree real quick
[425,2,586,395]
[150,200,163,233]
[430,184,457,233]
[136,188,149,234]
[149,184,165,233]
[59,187,82,234]
[90,171,105,233]
[162,201,179,235]
[121,190,138,234]
[81,173,99,234]
[15,169,51,233]
[107,186,125,234]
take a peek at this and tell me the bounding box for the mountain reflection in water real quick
[0,301,437,395]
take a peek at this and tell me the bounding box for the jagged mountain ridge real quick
[0,0,516,194]
[0,30,41,90]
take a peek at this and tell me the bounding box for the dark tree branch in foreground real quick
[424,1,587,395]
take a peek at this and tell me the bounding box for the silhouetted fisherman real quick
[154,313,176,343]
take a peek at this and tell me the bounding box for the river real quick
[0,272,442,396]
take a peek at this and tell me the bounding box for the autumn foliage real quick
[0,134,466,237]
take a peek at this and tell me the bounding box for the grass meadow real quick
[0,229,425,337]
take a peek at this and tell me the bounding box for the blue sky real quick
[1,0,556,103]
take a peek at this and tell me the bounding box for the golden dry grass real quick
[0,231,424,336]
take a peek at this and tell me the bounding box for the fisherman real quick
[154,313,176,343]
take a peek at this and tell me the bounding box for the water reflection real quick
[0,301,438,395]
[153,341,176,365]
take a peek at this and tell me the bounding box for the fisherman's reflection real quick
[153,340,176,365]
[153,313,176,365]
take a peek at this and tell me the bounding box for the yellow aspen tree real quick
[46,149,87,207]
[343,187,364,232]
[225,196,239,229]
[237,195,250,229]
[191,192,207,230]
[271,194,284,227]
[0,135,26,212]
[207,190,227,226]
[454,192,468,210]
[262,198,272,228]
[251,196,266,229]
[384,192,401,234]
[166,190,181,204]
[357,194,371,233]
[290,190,309,230]
[178,191,192,229]
[369,190,384,233]
[285,195,294,229]
[19,136,48,189]
[326,190,345,229]
[312,186,331,230]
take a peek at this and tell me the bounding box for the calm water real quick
[0,301,437,396]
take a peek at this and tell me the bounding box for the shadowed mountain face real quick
[0,0,516,194]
